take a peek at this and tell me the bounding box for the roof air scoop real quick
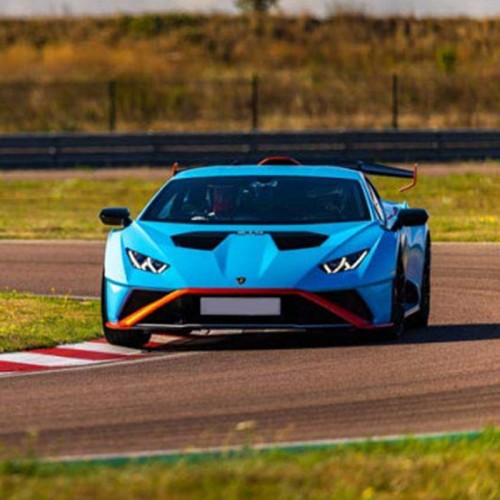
[258,156,302,166]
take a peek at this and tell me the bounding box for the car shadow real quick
[152,323,500,352]
[402,323,500,345]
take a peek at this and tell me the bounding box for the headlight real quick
[126,249,169,274]
[320,249,369,274]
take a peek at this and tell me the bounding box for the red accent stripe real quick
[144,341,167,349]
[109,288,378,330]
[29,348,128,361]
[0,361,51,372]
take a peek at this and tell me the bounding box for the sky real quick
[0,0,499,18]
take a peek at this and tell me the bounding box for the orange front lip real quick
[106,288,386,331]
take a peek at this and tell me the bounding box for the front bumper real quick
[105,287,392,333]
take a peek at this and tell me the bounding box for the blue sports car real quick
[100,157,430,348]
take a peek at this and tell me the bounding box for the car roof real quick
[174,165,364,181]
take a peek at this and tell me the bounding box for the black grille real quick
[120,289,373,327]
[119,290,167,320]
[172,232,230,250]
[317,291,373,322]
[270,232,328,250]
[139,294,345,327]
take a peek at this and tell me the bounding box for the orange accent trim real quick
[399,164,418,193]
[109,288,379,330]
[258,156,302,166]
[105,321,132,330]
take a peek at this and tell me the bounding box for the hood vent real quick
[271,232,328,250]
[172,231,327,251]
[172,232,230,250]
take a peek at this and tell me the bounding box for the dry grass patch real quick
[0,14,498,131]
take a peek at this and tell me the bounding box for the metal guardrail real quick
[0,130,499,169]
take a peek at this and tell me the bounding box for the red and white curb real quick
[0,335,187,373]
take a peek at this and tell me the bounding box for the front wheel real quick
[377,256,406,342]
[103,324,151,349]
[101,275,151,349]
[406,236,431,330]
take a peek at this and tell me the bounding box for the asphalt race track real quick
[0,241,499,458]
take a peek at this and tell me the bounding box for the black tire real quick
[101,275,151,349]
[377,255,406,342]
[406,236,431,330]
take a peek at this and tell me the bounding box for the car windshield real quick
[141,175,371,224]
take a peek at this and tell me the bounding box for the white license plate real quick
[200,297,281,316]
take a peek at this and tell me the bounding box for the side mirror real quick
[392,208,428,231]
[100,207,132,227]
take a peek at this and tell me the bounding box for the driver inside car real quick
[209,184,239,219]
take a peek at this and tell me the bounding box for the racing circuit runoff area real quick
[0,240,498,458]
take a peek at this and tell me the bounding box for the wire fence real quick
[0,73,498,133]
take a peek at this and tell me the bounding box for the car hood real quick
[111,219,392,290]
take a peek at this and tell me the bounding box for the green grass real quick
[0,176,163,240]
[0,172,498,241]
[1,430,499,499]
[0,292,100,353]
[377,173,500,242]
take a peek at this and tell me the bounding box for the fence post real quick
[108,80,117,132]
[251,74,259,132]
[392,73,399,130]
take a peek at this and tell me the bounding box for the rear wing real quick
[337,160,417,193]
[257,157,417,191]
[171,156,418,192]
